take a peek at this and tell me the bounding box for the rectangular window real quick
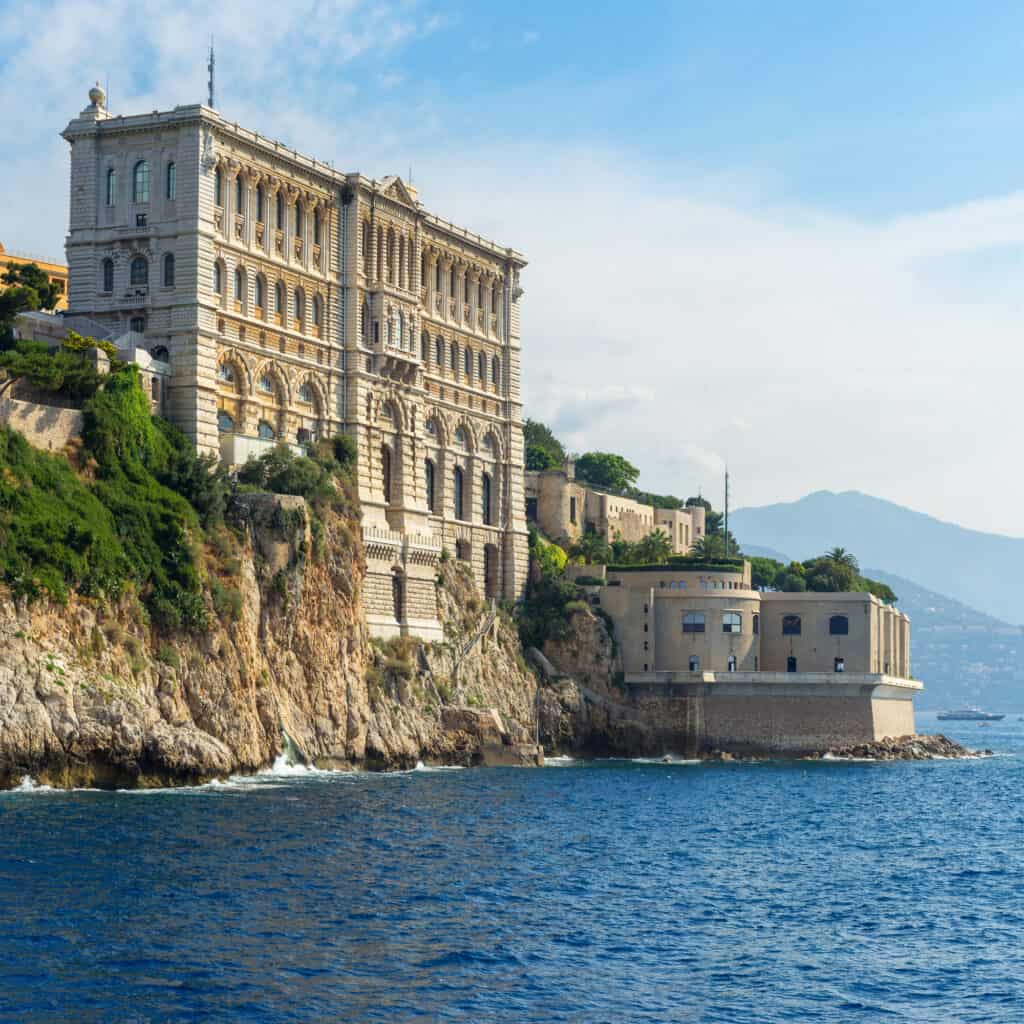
[689,656,700,672]
[722,612,741,634]
[834,658,845,673]
[683,613,705,634]
[782,615,802,636]
[136,214,147,227]
[569,497,577,524]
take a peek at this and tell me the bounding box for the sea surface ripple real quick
[1,713,1023,1023]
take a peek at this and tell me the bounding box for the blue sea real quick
[1,712,1023,1023]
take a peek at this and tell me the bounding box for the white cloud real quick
[4,1,1024,535]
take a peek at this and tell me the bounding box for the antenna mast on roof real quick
[724,466,730,559]
[207,39,216,108]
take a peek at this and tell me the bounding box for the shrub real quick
[0,428,131,602]
[211,579,243,621]
[156,644,180,669]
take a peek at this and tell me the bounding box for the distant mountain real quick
[732,491,1024,624]
[864,569,1023,710]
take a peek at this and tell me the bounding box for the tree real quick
[749,556,785,589]
[691,534,727,561]
[524,419,565,469]
[526,443,559,471]
[825,547,859,573]
[634,529,672,564]
[568,530,613,566]
[575,451,639,493]
[777,561,808,592]
[1,263,61,347]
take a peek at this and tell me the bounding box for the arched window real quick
[217,410,234,433]
[449,341,458,371]
[492,356,500,387]
[313,294,322,327]
[464,348,472,377]
[275,281,285,314]
[425,459,436,512]
[387,228,396,283]
[482,473,492,525]
[255,276,265,309]
[421,331,429,361]
[397,311,405,349]
[130,256,148,286]
[256,185,265,222]
[722,612,741,634]
[313,208,321,245]
[425,417,437,438]
[258,372,274,394]
[151,377,160,401]
[382,445,392,504]
[453,466,464,520]
[478,280,484,307]
[234,267,244,301]
[235,177,244,215]
[298,382,313,404]
[727,654,737,672]
[434,337,442,365]
[106,167,116,206]
[257,421,275,441]
[491,283,498,312]
[150,346,169,363]
[362,299,370,341]
[130,316,145,334]
[132,160,150,203]
[829,615,849,636]
[213,262,223,294]
[101,258,114,292]
[214,167,223,206]
[294,289,304,327]
[683,613,706,633]
[782,615,802,636]
[449,265,455,295]
[454,427,467,450]
[166,162,176,200]
[478,352,485,380]
[275,192,284,228]
[753,613,760,635]
[217,362,235,384]
[294,203,302,237]
[435,263,441,292]
[162,253,175,287]
[482,433,494,454]
[363,223,371,275]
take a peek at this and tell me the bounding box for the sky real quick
[2,1,1023,534]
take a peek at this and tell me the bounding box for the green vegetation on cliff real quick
[749,549,897,603]
[0,344,357,631]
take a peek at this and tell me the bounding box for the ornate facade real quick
[62,86,528,640]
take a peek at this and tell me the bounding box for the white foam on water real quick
[11,775,54,793]
[544,756,579,766]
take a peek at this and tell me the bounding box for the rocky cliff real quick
[0,495,542,788]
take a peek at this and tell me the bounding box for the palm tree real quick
[692,534,726,561]
[826,547,859,572]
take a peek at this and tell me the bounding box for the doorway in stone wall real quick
[483,544,499,599]
[391,571,404,623]
[787,656,797,673]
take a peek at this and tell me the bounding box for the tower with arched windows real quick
[62,85,529,641]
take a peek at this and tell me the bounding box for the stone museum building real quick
[61,86,529,640]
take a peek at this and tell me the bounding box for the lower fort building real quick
[59,86,529,640]
[568,560,919,754]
